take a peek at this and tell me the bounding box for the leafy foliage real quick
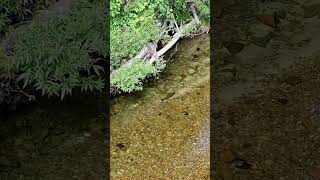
[110,0,204,70]
[111,60,156,93]
[0,1,107,99]
[110,0,209,68]
[194,0,210,25]
[110,0,209,93]
[0,0,57,34]
[151,0,191,25]
[110,0,161,70]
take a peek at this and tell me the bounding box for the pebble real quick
[188,69,195,74]
[84,132,91,137]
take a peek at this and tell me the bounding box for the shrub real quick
[110,0,161,70]
[111,60,156,93]
[194,0,210,25]
[0,1,107,99]
[110,0,209,70]
[110,0,209,94]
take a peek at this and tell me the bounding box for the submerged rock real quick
[188,68,195,75]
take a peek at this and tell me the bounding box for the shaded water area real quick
[0,93,107,179]
[110,34,210,179]
[0,1,108,179]
[213,0,320,179]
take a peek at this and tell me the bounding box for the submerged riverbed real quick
[111,34,210,179]
[0,34,209,179]
[0,93,107,179]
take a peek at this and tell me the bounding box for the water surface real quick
[111,34,210,179]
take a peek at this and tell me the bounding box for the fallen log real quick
[149,19,197,64]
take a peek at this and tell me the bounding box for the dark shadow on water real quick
[0,90,108,179]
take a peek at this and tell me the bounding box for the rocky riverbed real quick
[110,34,210,179]
[213,0,320,179]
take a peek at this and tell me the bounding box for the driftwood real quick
[128,43,158,65]
[149,19,197,64]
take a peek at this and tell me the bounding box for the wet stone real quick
[303,3,320,18]
[83,132,91,137]
[249,23,273,38]
[252,32,277,48]
[184,75,193,82]
[188,69,195,75]
[233,159,251,170]
[192,54,198,59]
[116,143,126,151]
[190,61,199,67]
[175,76,182,81]
[284,75,303,86]
[223,41,245,54]
[256,14,278,28]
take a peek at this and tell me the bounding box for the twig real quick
[10,89,35,101]
[170,12,180,32]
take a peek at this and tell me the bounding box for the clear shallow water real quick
[111,34,210,179]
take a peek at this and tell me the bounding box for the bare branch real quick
[188,2,201,25]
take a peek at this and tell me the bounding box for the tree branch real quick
[188,1,200,25]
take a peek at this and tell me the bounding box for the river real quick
[0,34,209,179]
[110,34,210,179]
[0,92,107,179]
